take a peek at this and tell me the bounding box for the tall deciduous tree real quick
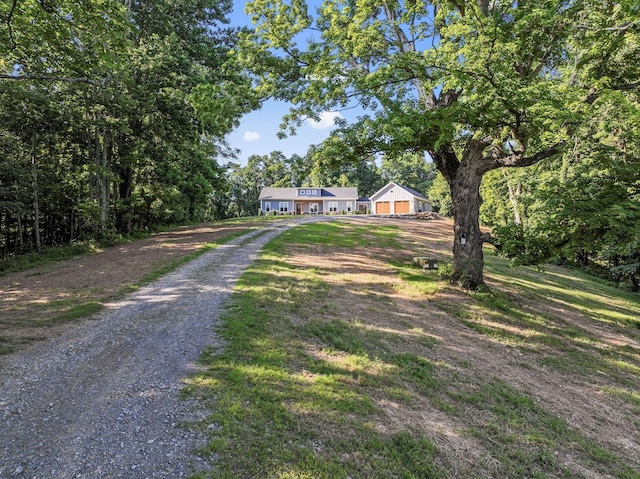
[480,1,640,291]
[237,0,588,289]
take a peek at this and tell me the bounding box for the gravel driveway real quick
[0,219,323,478]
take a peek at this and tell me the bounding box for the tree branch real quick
[490,141,567,169]
[0,74,103,86]
[480,231,498,246]
[585,81,640,104]
[5,0,18,49]
[575,21,640,32]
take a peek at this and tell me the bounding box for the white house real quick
[369,182,432,215]
[258,187,359,215]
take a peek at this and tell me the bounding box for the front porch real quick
[293,200,322,215]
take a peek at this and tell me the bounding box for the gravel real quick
[0,218,324,479]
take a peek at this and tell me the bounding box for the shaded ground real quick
[0,221,264,353]
[2,216,639,478]
[281,217,640,478]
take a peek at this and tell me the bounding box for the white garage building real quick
[369,182,433,215]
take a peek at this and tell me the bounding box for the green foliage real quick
[490,88,640,290]
[427,174,452,217]
[306,143,384,196]
[0,0,254,258]
[491,224,553,267]
[238,0,640,290]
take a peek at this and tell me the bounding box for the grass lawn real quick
[184,219,640,479]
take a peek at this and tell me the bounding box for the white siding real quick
[323,200,353,213]
[370,183,432,214]
[374,184,414,202]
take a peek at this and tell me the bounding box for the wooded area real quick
[0,0,256,254]
[1,0,639,291]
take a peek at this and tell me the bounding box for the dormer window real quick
[307,190,312,195]
[300,190,306,195]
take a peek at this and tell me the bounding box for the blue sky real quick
[225,0,352,165]
[225,101,350,165]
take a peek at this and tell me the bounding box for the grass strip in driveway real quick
[185,222,446,479]
[185,221,639,479]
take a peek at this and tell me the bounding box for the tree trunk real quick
[16,212,24,253]
[449,154,486,290]
[629,274,638,293]
[576,248,589,267]
[31,133,42,253]
[100,128,110,231]
[116,165,134,234]
[503,170,523,226]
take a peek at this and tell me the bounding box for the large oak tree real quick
[236,0,598,289]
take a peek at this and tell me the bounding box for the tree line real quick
[222,150,437,217]
[2,1,638,291]
[1,0,255,256]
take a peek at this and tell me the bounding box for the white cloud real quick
[306,111,343,129]
[243,131,260,142]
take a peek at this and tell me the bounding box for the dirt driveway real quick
[0,217,326,478]
[0,221,267,353]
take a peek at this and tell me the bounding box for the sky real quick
[225,0,355,165]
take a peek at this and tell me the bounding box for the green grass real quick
[185,223,448,478]
[0,242,104,276]
[452,379,636,479]
[389,259,440,296]
[185,221,640,478]
[272,221,400,251]
[46,301,104,324]
[427,251,640,385]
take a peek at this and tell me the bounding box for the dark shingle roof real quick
[259,187,358,200]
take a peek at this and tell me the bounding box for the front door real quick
[295,203,302,215]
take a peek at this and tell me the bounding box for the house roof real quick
[369,181,431,202]
[259,187,359,200]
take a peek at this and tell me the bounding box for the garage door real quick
[394,201,410,214]
[376,201,390,214]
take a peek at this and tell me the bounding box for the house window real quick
[329,202,338,212]
[309,203,318,214]
[307,189,312,195]
[264,202,271,212]
[279,202,289,213]
[346,202,353,213]
[300,190,306,195]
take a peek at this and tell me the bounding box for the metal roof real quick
[259,187,359,200]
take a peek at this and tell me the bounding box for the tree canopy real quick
[0,0,254,257]
[2,0,638,293]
